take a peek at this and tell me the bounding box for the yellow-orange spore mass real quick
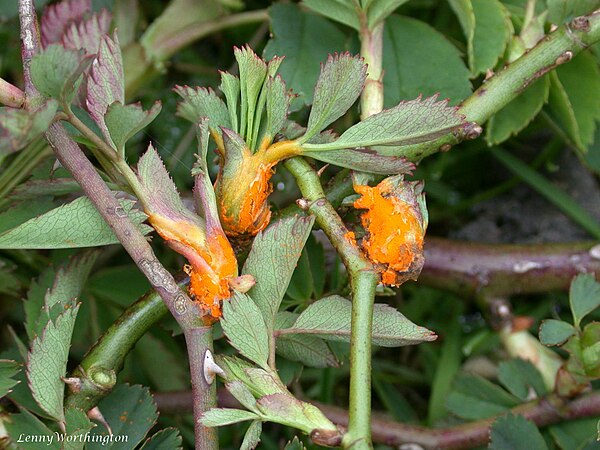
[148,215,238,320]
[354,181,424,286]
[219,162,275,237]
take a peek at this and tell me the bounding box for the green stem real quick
[66,283,173,411]
[284,157,376,450]
[401,8,600,161]
[359,20,384,120]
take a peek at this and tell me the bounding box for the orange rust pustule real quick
[354,181,424,286]
[148,215,238,320]
[218,161,276,237]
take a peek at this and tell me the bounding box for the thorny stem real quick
[154,389,600,450]
[16,7,217,449]
[44,123,201,329]
[400,8,600,161]
[420,238,600,300]
[185,327,218,450]
[284,157,376,450]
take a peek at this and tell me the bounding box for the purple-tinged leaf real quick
[41,0,91,47]
[300,53,367,143]
[307,147,415,175]
[62,9,112,55]
[136,144,202,227]
[104,101,161,156]
[302,95,466,151]
[0,100,58,156]
[86,33,124,147]
[174,85,231,138]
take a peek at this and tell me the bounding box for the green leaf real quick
[264,75,290,139]
[497,359,547,400]
[140,428,183,450]
[86,33,125,147]
[366,0,409,28]
[264,4,348,110]
[201,408,260,426]
[226,380,260,413]
[221,293,271,370]
[26,251,98,340]
[304,146,416,174]
[256,393,336,433]
[491,147,600,239]
[5,408,59,450]
[88,384,158,449]
[31,45,92,103]
[174,85,231,137]
[0,100,58,156]
[470,0,512,76]
[539,319,577,346]
[242,215,315,330]
[570,273,600,328]
[302,0,359,30]
[0,196,56,234]
[283,295,436,346]
[547,0,600,25]
[240,420,262,450]
[486,75,550,144]
[27,305,80,422]
[447,374,519,420]
[284,437,307,450]
[0,196,151,249]
[285,250,314,302]
[489,413,548,450]
[448,0,475,66]
[217,356,287,398]
[383,15,472,107]
[234,45,270,148]
[104,101,162,155]
[275,312,338,368]
[300,53,366,143]
[546,52,600,152]
[64,408,94,450]
[0,359,21,397]
[303,95,466,151]
[549,418,600,450]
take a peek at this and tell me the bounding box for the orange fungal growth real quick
[218,159,276,237]
[354,176,427,286]
[148,214,239,321]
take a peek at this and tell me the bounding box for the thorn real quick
[88,407,112,435]
[203,349,225,385]
[228,274,256,293]
[296,198,310,210]
[484,69,494,81]
[316,164,330,177]
[62,377,83,393]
